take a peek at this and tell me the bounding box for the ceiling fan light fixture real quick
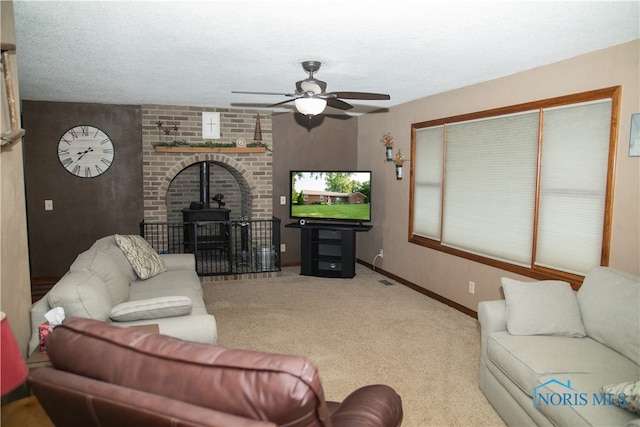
[294,97,327,116]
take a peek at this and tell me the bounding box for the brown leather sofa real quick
[29,317,403,426]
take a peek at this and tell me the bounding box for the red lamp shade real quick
[1,312,28,395]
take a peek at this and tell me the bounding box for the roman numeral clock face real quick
[57,125,115,178]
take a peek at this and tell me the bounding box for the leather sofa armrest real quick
[159,253,196,271]
[329,384,403,427]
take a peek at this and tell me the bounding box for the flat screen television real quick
[290,171,372,223]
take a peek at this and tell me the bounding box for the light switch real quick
[280,196,286,205]
[45,200,54,211]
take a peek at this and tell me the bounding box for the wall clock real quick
[57,125,115,178]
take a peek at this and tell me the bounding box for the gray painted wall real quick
[22,101,143,276]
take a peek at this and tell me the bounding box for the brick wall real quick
[142,105,273,222]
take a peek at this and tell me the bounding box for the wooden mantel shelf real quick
[154,146,267,154]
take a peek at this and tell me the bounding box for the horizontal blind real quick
[413,126,443,240]
[536,100,612,274]
[442,111,539,266]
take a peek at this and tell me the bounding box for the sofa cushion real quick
[502,277,586,337]
[577,266,640,364]
[48,271,114,321]
[109,296,193,322]
[115,234,166,280]
[129,269,202,296]
[487,331,638,397]
[128,270,207,314]
[70,236,135,304]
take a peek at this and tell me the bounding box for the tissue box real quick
[38,322,57,353]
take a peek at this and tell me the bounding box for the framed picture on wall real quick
[202,112,220,139]
[630,113,640,157]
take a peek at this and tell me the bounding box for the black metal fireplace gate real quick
[140,217,281,276]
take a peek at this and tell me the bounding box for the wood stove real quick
[182,162,231,255]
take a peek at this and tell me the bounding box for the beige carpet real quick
[202,265,505,427]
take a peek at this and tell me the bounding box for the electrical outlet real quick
[379,249,384,258]
[468,281,475,294]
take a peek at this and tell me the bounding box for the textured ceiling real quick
[12,0,640,115]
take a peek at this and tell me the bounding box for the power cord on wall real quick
[372,249,383,271]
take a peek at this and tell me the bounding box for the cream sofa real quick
[479,266,639,426]
[29,235,217,354]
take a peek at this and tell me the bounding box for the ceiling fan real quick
[232,61,390,116]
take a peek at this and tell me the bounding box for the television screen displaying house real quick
[290,171,371,221]
[301,190,366,205]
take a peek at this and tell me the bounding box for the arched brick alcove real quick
[143,152,272,223]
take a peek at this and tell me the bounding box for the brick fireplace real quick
[141,105,273,223]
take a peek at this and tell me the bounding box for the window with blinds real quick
[409,87,620,284]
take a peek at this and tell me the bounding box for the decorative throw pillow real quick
[600,380,640,414]
[114,234,166,280]
[109,296,192,322]
[501,277,586,337]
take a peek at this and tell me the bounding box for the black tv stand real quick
[285,222,371,278]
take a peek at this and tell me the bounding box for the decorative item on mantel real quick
[394,150,406,180]
[381,132,394,161]
[202,112,221,139]
[155,121,163,141]
[153,114,271,153]
[156,121,185,145]
[254,113,263,142]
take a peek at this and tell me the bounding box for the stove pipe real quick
[200,162,210,208]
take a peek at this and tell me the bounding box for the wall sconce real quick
[395,165,403,180]
[394,149,406,180]
[381,132,394,161]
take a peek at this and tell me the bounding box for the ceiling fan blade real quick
[328,92,391,100]
[267,98,297,108]
[232,91,296,97]
[325,97,353,110]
